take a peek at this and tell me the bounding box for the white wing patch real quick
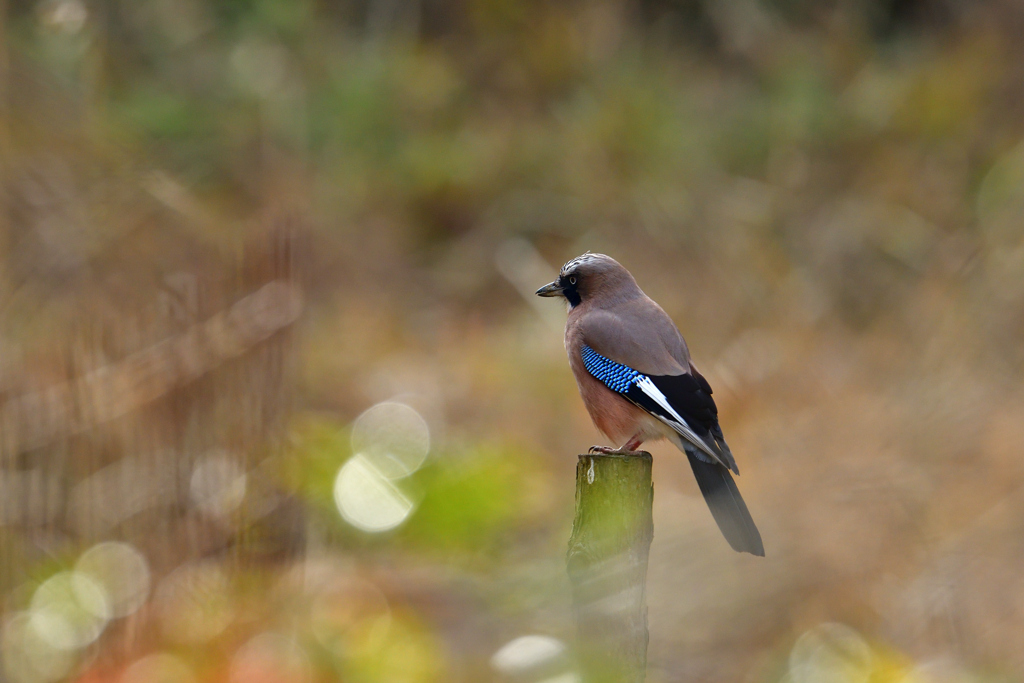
[633,375,724,466]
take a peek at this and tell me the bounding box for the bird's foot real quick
[588,445,646,456]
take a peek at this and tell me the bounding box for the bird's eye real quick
[569,276,577,285]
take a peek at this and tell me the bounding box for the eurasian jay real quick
[537,253,764,556]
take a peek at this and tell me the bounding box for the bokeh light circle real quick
[29,571,110,651]
[190,453,247,518]
[229,632,312,683]
[350,402,430,480]
[789,622,873,683]
[491,634,568,676]
[120,653,196,683]
[1,612,75,683]
[75,542,150,618]
[333,455,414,532]
[154,562,233,644]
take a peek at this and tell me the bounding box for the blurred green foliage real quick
[399,444,547,556]
[287,415,551,561]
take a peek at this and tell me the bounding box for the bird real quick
[536,252,764,556]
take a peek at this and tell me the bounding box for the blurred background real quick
[1,0,1024,681]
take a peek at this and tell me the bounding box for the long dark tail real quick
[686,452,764,556]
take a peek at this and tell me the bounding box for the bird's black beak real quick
[535,281,563,297]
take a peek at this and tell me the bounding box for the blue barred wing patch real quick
[581,345,723,464]
[581,345,642,393]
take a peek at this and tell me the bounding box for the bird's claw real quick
[588,445,645,456]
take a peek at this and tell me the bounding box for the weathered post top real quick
[567,452,654,683]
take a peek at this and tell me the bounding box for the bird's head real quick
[535,252,637,308]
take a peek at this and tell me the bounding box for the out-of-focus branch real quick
[0,280,302,460]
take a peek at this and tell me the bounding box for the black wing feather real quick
[610,365,763,556]
[687,451,765,556]
[622,368,763,555]
[626,370,738,474]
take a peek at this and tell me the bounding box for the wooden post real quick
[567,452,654,683]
